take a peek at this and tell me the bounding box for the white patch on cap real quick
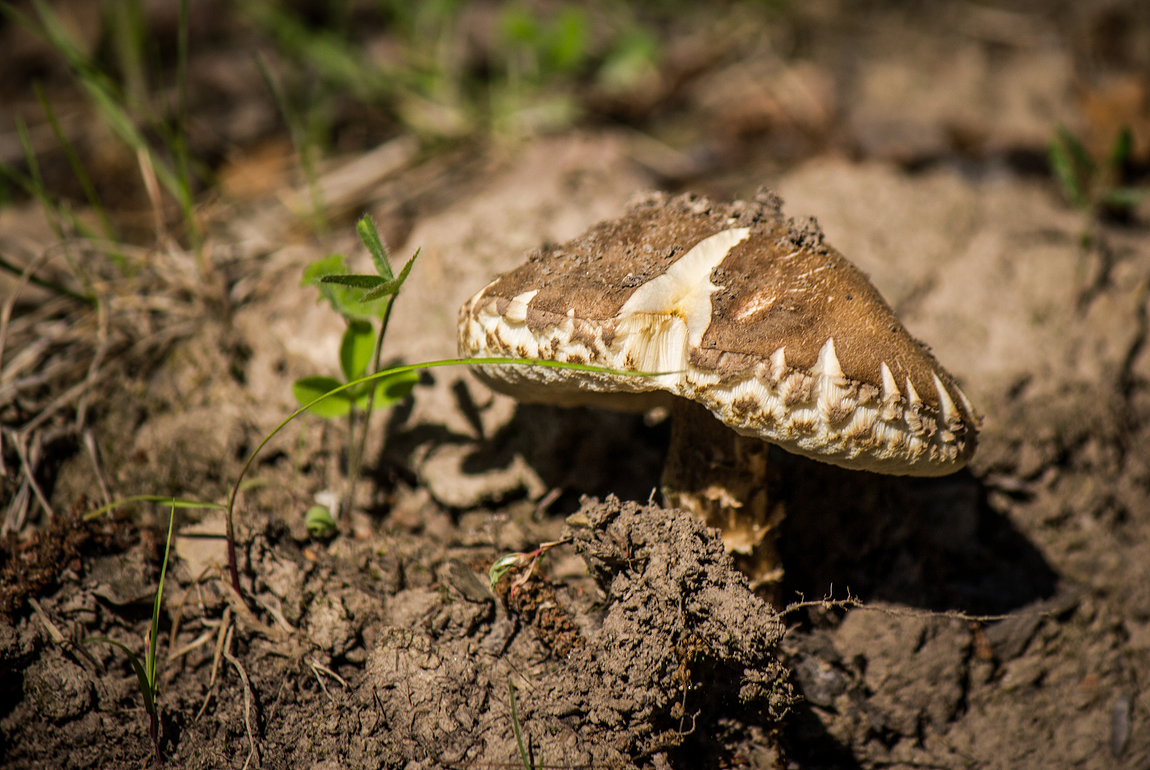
[505,290,539,322]
[618,228,750,350]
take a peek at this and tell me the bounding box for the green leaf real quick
[148,504,177,691]
[1108,126,1134,171]
[356,216,393,281]
[305,505,338,538]
[545,7,589,73]
[354,368,419,411]
[340,319,376,382]
[1056,124,1094,179]
[320,274,385,290]
[85,637,154,715]
[489,552,523,590]
[1101,186,1145,209]
[292,376,353,418]
[361,248,420,302]
[302,254,390,320]
[1048,139,1087,209]
[82,495,226,522]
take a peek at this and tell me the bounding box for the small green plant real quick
[305,505,339,538]
[509,681,542,770]
[85,501,179,767]
[1049,124,1145,228]
[293,216,421,522]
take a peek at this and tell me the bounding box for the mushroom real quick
[458,189,978,589]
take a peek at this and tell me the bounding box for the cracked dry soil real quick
[3,146,1150,770]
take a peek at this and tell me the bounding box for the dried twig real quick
[782,591,1057,625]
[222,625,260,770]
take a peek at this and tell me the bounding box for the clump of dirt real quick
[356,496,792,769]
[0,504,137,619]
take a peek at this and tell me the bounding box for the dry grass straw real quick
[1,153,213,535]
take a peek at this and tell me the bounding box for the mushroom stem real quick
[661,399,786,592]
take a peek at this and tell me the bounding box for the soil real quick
[4,1,1150,769]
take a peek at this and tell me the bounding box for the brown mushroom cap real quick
[458,190,978,476]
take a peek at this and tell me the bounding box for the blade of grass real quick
[82,495,226,522]
[32,82,117,242]
[22,0,197,236]
[84,636,155,715]
[1048,138,1086,209]
[147,502,177,692]
[509,682,532,770]
[254,51,328,232]
[174,0,192,237]
[0,252,94,304]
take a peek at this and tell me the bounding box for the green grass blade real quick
[227,357,671,527]
[174,0,192,214]
[82,495,226,522]
[1048,138,1086,209]
[147,502,177,690]
[1101,186,1145,209]
[85,637,155,715]
[1108,126,1133,172]
[0,252,94,304]
[33,82,117,241]
[509,682,531,770]
[1056,124,1094,179]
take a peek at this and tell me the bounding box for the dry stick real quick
[781,592,1051,625]
[8,429,53,521]
[222,626,260,770]
[82,429,113,508]
[196,605,232,720]
[0,248,55,387]
[1,477,30,536]
[74,291,110,432]
[137,148,167,245]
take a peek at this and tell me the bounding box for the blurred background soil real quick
[2,0,1150,768]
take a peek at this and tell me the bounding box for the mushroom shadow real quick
[459,403,669,512]
[438,402,1056,615]
[773,448,1057,614]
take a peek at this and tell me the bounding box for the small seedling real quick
[509,681,542,770]
[85,502,179,767]
[294,215,421,521]
[305,505,338,538]
[1049,124,1145,233]
[489,537,571,594]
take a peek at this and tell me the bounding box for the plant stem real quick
[344,310,389,518]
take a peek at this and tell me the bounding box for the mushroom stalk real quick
[662,399,786,590]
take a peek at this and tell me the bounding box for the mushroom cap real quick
[458,190,978,477]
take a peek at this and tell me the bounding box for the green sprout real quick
[1049,124,1145,234]
[305,505,339,539]
[85,501,179,767]
[294,215,421,524]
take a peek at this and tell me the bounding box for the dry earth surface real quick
[3,2,1150,769]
